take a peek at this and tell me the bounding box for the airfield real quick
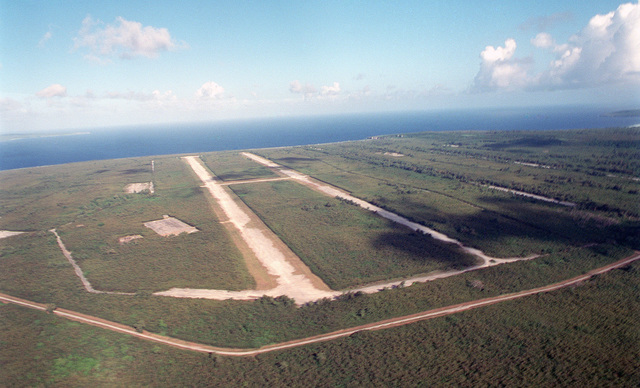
[1,127,638,385]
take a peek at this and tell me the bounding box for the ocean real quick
[1,106,638,171]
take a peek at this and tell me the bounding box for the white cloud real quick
[74,16,184,60]
[481,38,517,62]
[196,81,225,99]
[473,2,640,92]
[348,85,371,100]
[472,39,531,91]
[320,82,341,96]
[289,80,341,99]
[542,1,640,87]
[36,84,67,98]
[531,32,554,48]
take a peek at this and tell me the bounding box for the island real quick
[1,127,638,386]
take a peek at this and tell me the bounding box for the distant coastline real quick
[1,131,91,142]
[601,109,640,118]
[2,107,639,171]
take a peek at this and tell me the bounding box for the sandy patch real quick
[124,182,154,194]
[144,215,198,236]
[119,235,143,244]
[0,230,24,239]
[383,152,404,157]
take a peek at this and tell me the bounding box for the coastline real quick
[2,108,639,172]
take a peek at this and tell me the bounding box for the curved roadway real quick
[1,252,637,357]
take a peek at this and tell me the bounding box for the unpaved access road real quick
[2,252,637,357]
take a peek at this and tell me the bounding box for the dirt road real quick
[2,252,637,357]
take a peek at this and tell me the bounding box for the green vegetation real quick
[1,126,639,385]
[2,260,638,386]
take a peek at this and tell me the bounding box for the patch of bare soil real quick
[144,215,198,236]
[124,182,154,194]
[0,230,24,239]
[118,235,143,244]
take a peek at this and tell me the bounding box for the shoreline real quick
[2,110,638,172]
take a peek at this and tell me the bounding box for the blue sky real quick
[1,0,639,132]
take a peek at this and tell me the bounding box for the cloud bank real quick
[74,16,183,60]
[473,1,640,92]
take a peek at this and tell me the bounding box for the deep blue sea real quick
[1,106,638,171]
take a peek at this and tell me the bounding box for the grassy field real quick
[1,126,639,385]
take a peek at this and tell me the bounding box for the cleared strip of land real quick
[156,156,334,304]
[220,177,291,185]
[1,252,637,357]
